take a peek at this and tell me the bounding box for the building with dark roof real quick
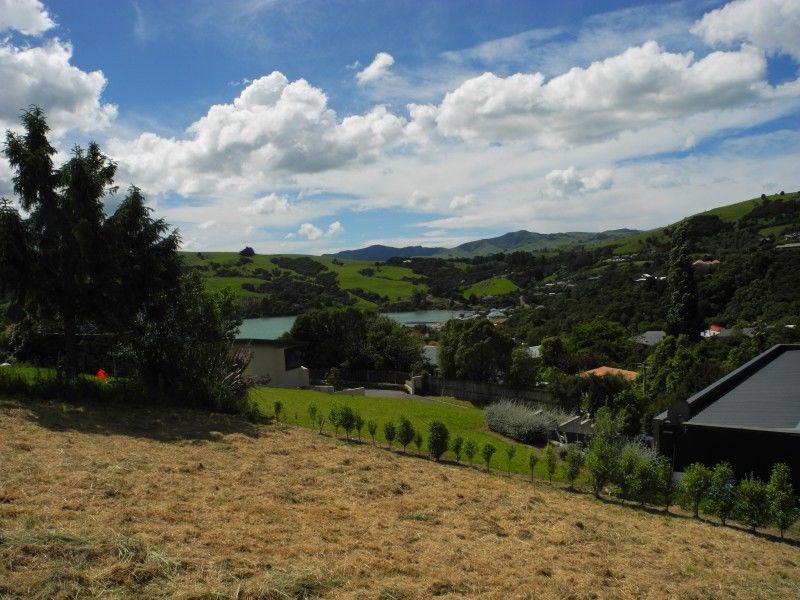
[653,344,800,487]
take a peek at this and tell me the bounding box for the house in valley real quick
[653,344,800,487]
[232,338,309,388]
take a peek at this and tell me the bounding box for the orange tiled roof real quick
[579,366,638,381]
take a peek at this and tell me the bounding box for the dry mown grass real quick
[1,397,799,599]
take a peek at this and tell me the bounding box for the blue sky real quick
[1,0,799,253]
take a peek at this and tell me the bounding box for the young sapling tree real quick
[397,417,415,453]
[413,430,423,454]
[354,413,365,440]
[735,474,770,532]
[679,463,712,518]
[505,445,516,474]
[339,405,357,440]
[367,419,378,444]
[464,440,477,465]
[427,421,449,461]
[544,442,558,482]
[451,435,463,463]
[383,421,396,449]
[767,462,798,539]
[564,444,584,490]
[307,402,318,425]
[482,443,496,472]
[707,462,737,525]
[528,450,539,481]
[329,405,343,437]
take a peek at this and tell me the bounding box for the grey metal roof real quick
[632,330,666,346]
[687,346,800,433]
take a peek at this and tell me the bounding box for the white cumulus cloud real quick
[692,0,800,60]
[407,190,432,209]
[545,166,614,197]
[449,193,475,210]
[241,192,291,215]
[415,41,769,145]
[0,39,117,134]
[297,220,343,240]
[0,0,54,35]
[197,219,216,230]
[326,221,343,236]
[356,52,395,85]
[298,222,323,240]
[108,72,406,198]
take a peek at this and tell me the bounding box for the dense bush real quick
[427,421,449,461]
[679,463,713,518]
[484,401,570,445]
[735,474,771,532]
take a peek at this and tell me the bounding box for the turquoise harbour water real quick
[237,310,473,340]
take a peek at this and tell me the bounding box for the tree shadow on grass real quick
[4,397,262,442]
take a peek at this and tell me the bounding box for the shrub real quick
[544,443,558,481]
[464,439,477,465]
[340,405,357,439]
[451,435,463,463]
[329,405,343,437]
[564,444,584,490]
[481,443,497,472]
[397,416,415,452]
[383,421,396,448]
[617,444,641,502]
[767,463,798,538]
[413,430,423,454]
[427,421,449,461]
[635,454,664,506]
[528,450,539,481]
[735,474,770,532]
[316,414,326,434]
[706,462,737,525]
[306,402,318,425]
[273,400,283,422]
[653,456,675,511]
[354,413,365,440]
[583,407,624,498]
[679,463,712,518]
[367,419,378,443]
[484,401,570,445]
[504,445,516,473]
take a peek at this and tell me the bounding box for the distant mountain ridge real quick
[326,229,641,261]
[325,244,446,261]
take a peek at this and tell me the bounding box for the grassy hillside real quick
[607,190,800,254]
[182,190,800,317]
[2,397,798,598]
[315,257,425,301]
[436,229,638,259]
[181,251,424,310]
[462,276,520,299]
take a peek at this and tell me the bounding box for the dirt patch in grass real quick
[1,398,799,599]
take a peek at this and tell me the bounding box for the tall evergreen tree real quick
[665,224,701,337]
[5,109,116,375]
[0,198,29,298]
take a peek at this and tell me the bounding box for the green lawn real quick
[462,276,519,299]
[0,364,58,384]
[249,387,571,481]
